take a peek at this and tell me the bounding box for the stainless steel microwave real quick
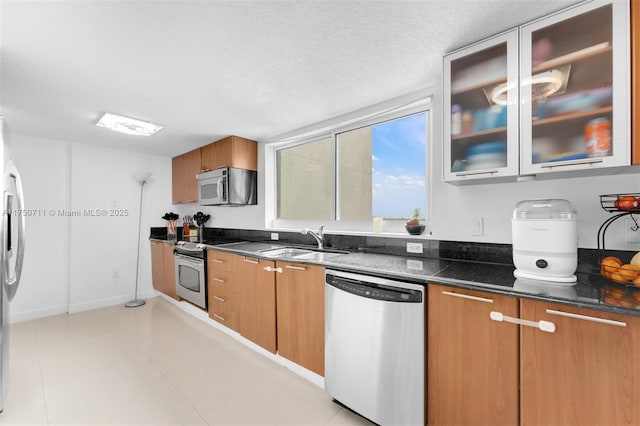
[197,167,257,206]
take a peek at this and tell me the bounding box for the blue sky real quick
[372,112,427,219]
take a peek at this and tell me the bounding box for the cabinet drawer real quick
[209,278,230,299]
[207,250,238,271]
[209,297,236,330]
[208,271,239,293]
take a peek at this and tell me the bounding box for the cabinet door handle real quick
[545,309,626,327]
[243,258,259,264]
[211,259,224,264]
[455,169,499,177]
[213,296,225,302]
[442,291,494,304]
[490,311,555,333]
[285,265,306,271]
[540,158,603,169]
[212,313,225,322]
[263,266,283,273]
[212,278,225,283]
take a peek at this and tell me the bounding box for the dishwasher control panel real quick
[326,272,422,303]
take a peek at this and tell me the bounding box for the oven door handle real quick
[175,253,205,266]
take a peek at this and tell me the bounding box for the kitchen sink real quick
[259,246,347,261]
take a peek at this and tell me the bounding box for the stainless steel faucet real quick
[302,226,325,249]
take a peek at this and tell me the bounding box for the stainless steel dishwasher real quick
[324,269,424,426]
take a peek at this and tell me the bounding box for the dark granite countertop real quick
[204,240,640,318]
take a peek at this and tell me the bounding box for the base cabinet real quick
[150,241,177,299]
[520,299,640,426]
[427,284,519,426]
[275,261,325,376]
[237,257,277,353]
[207,250,240,330]
[428,284,640,426]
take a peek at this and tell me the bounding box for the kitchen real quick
[2,0,640,424]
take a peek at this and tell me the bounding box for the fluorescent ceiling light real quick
[96,112,163,136]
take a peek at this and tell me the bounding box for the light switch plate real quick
[470,217,484,236]
[270,232,279,240]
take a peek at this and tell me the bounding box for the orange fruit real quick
[618,264,640,281]
[601,256,623,274]
[609,272,628,284]
[600,268,611,279]
[633,276,640,287]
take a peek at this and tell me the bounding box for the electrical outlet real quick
[111,200,118,210]
[470,217,484,236]
[112,268,119,279]
[271,232,279,240]
[407,242,423,254]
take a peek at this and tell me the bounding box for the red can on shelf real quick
[584,118,611,157]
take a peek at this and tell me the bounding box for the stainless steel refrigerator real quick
[0,116,25,412]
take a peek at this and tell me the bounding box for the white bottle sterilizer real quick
[511,199,578,284]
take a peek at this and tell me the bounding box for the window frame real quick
[267,97,433,236]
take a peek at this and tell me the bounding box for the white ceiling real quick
[1,0,580,157]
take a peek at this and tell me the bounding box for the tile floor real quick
[0,297,373,425]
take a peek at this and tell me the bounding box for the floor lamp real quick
[126,171,152,308]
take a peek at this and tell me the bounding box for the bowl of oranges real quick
[600,253,640,285]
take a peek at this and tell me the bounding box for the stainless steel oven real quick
[174,241,207,310]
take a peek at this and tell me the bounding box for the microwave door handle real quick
[217,178,222,200]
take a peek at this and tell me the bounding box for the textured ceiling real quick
[1,0,579,157]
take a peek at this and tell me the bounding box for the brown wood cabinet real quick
[150,240,178,299]
[275,261,325,376]
[427,284,519,426]
[520,299,640,426]
[172,148,201,204]
[428,284,640,426]
[207,249,240,330]
[200,135,258,172]
[632,0,639,164]
[237,256,277,353]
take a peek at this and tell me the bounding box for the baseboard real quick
[68,289,158,314]
[9,304,69,323]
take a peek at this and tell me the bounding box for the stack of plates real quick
[464,141,507,171]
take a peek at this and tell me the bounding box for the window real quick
[277,137,332,220]
[274,108,429,232]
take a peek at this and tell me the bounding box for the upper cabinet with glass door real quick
[520,0,630,175]
[444,30,519,183]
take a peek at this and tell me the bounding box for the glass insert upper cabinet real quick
[520,0,630,175]
[443,29,519,183]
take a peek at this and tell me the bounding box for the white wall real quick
[11,135,70,321]
[10,134,173,322]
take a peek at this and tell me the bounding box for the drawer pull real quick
[263,266,283,273]
[490,311,555,333]
[212,313,225,322]
[442,291,493,304]
[285,265,306,271]
[545,309,626,327]
[212,278,225,283]
[243,258,259,264]
[211,259,224,264]
[213,296,225,302]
